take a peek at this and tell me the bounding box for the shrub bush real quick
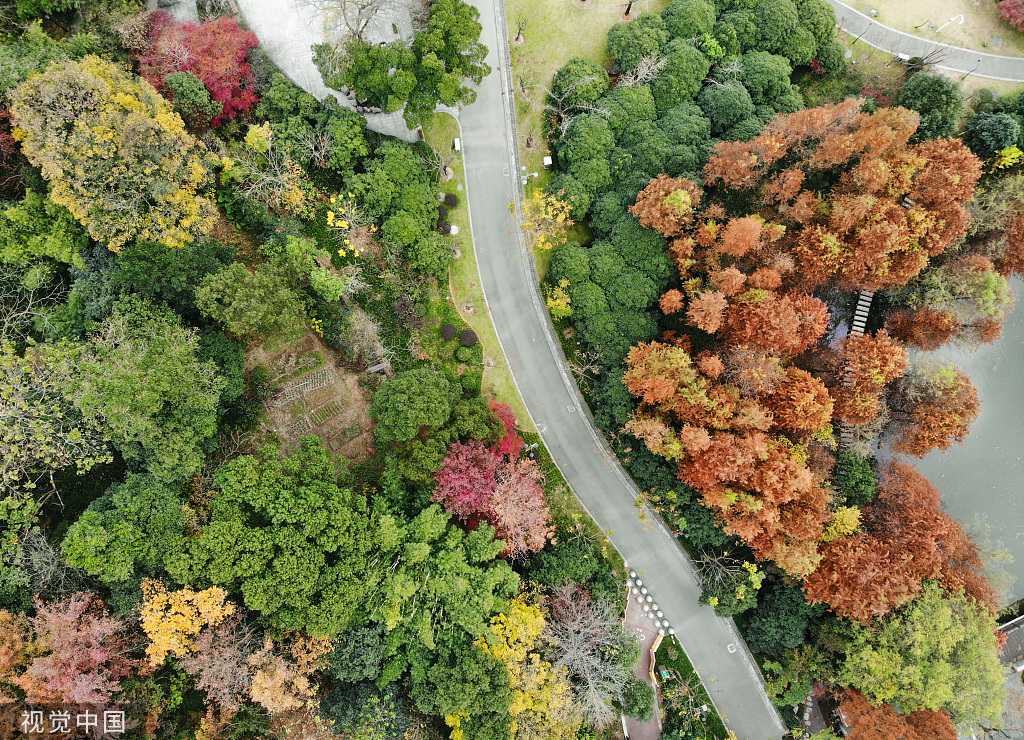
[460,369,483,395]
[459,328,479,346]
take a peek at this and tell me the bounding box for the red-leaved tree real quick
[14,594,134,705]
[488,400,525,458]
[432,441,503,520]
[998,0,1024,31]
[490,457,552,558]
[138,13,260,126]
[0,108,26,199]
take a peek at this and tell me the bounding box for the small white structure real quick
[453,137,461,153]
[543,155,553,168]
[449,224,460,235]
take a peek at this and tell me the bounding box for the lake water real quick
[909,277,1024,607]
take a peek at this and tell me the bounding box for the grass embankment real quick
[505,0,667,280]
[421,111,535,431]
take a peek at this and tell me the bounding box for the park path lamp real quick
[962,58,982,81]
[935,14,963,33]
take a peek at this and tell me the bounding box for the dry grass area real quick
[842,0,1024,56]
[945,68,1024,97]
[247,330,376,462]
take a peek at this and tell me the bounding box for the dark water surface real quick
[910,277,1024,606]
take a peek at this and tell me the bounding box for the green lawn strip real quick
[506,0,672,177]
[508,0,653,279]
[654,635,731,740]
[421,111,536,432]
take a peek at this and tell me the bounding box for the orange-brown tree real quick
[701,100,982,292]
[838,690,956,740]
[804,461,994,622]
[886,364,980,456]
[832,330,908,425]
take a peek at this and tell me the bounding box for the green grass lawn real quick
[422,111,536,431]
[507,0,667,264]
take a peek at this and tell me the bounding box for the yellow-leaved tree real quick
[247,631,332,714]
[471,597,582,740]
[518,189,574,252]
[9,55,218,251]
[139,579,234,666]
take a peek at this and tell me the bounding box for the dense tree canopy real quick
[49,299,224,484]
[166,437,376,635]
[315,0,489,127]
[61,474,188,588]
[10,55,218,251]
[838,582,1005,724]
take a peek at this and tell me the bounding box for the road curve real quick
[457,2,787,738]
[826,0,1024,81]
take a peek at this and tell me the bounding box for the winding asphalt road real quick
[826,0,1024,81]
[458,2,787,739]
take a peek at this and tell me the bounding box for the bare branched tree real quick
[546,583,638,727]
[543,76,614,119]
[568,348,602,394]
[180,612,256,709]
[0,270,67,346]
[695,550,746,599]
[715,57,744,78]
[296,128,335,170]
[518,126,540,150]
[423,148,459,182]
[344,307,388,365]
[296,0,399,42]
[226,142,307,215]
[513,12,528,40]
[18,528,92,601]
[616,54,667,87]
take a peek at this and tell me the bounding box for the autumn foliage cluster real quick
[619,101,1006,730]
[433,403,552,558]
[137,12,260,127]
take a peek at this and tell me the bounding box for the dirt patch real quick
[268,707,337,740]
[512,32,527,45]
[247,331,377,463]
[210,211,260,265]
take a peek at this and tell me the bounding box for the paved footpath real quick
[623,590,664,740]
[826,0,1024,81]
[234,0,418,141]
